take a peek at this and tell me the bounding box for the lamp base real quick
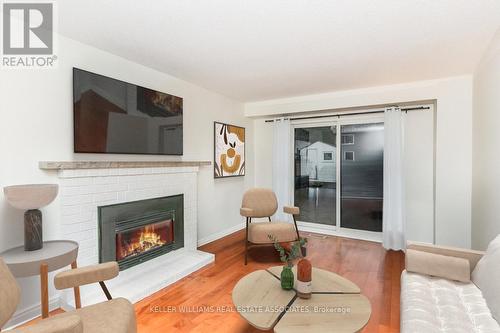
[24,209,43,251]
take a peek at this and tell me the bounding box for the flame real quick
[118,225,167,260]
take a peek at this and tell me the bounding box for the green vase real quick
[281,266,294,290]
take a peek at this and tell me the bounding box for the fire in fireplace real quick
[116,219,174,261]
[99,195,184,270]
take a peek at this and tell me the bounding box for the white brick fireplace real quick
[40,161,214,309]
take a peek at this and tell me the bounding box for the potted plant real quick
[268,235,308,290]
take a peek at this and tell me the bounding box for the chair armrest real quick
[407,241,485,272]
[9,315,82,333]
[283,206,300,215]
[54,262,119,290]
[240,207,254,217]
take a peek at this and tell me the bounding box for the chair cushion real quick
[472,234,500,323]
[52,298,136,333]
[248,222,297,244]
[401,270,500,333]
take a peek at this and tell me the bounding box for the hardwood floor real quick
[134,230,404,333]
[22,230,404,332]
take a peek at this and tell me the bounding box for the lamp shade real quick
[3,184,58,210]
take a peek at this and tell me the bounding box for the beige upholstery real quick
[405,248,471,282]
[248,222,298,244]
[407,241,485,272]
[283,206,299,215]
[0,258,136,333]
[240,207,253,217]
[0,258,21,328]
[241,188,300,264]
[54,262,119,290]
[241,188,278,218]
[49,299,136,333]
[9,316,83,333]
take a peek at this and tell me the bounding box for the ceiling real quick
[58,0,500,102]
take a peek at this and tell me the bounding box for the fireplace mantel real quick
[48,160,214,308]
[39,160,211,170]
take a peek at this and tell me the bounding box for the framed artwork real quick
[214,122,245,178]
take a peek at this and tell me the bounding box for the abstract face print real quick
[214,122,245,178]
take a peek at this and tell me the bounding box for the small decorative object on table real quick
[297,258,312,299]
[3,184,58,251]
[268,235,308,290]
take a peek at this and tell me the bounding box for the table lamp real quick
[3,184,58,251]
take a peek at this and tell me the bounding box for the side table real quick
[0,240,79,319]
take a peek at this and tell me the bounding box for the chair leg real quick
[292,215,300,241]
[245,217,249,265]
[99,281,113,300]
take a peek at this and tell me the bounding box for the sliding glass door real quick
[293,125,337,226]
[340,123,384,232]
[293,117,384,236]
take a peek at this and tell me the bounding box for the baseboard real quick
[197,222,246,247]
[4,296,60,329]
[297,222,382,243]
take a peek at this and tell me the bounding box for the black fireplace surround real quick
[98,195,184,270]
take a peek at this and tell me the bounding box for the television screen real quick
[73,68,183,155]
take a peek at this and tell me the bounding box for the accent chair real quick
[240,188,301,265]
[0,258,137,333]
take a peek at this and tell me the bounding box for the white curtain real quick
[272,118,291,221]
[383,107,406,250]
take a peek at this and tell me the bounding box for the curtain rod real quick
[264,106,430,123]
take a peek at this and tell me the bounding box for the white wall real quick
[472,29,500,250]
[404,108,435,243]
[0,35,253,325]
[249,76,473,248]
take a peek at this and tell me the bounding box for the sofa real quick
[401,235,500,333]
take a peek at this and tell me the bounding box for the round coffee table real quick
[232,266,371,332]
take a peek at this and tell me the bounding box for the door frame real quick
[290,114,384,243]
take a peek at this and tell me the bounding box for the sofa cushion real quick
[472,234,500,323]
[401,271,500,333]
[406,249,471,282]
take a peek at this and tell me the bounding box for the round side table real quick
[0,240,79,318]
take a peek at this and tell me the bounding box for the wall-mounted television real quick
[73,68,183,155]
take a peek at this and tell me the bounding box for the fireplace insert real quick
[98,195,184,270]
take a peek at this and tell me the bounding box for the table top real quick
[0,240,79,277]
[232,266,371,333]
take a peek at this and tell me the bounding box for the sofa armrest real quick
[54,262,119,290]
[240,207,254,217]
[407,241,485,272]
[283,206,300,216]
[9,315,82,333]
